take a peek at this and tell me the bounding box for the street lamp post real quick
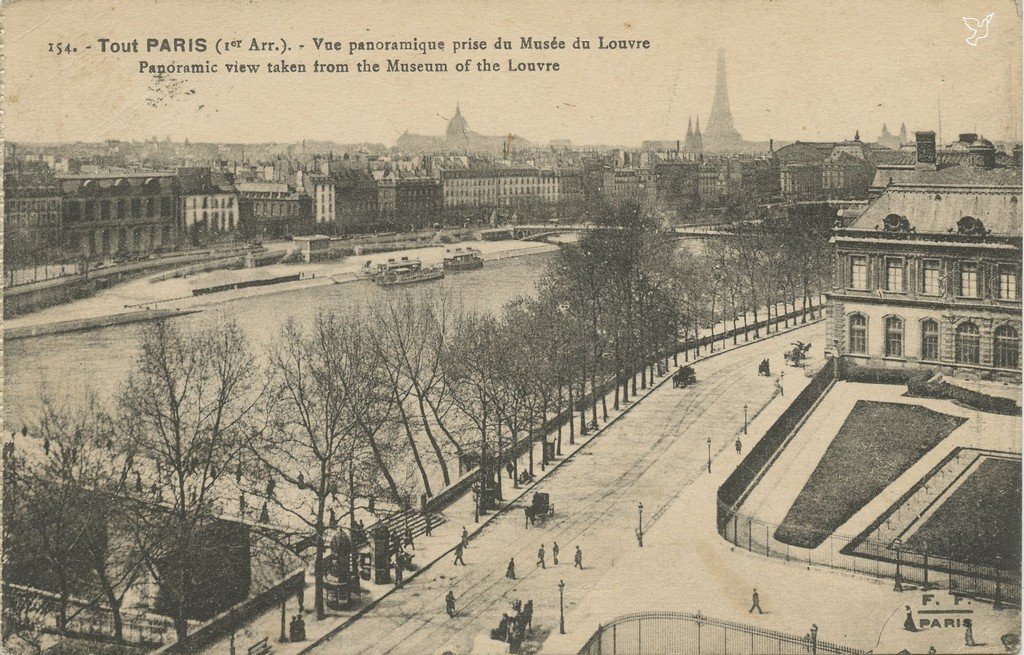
[558,580,566,635]
[892,538,903,592]
[743,404,748,435]
[810,624,819,655]
[706,438,712,474]
[637,502,644,547]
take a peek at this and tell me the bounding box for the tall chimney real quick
[915,131,937,170]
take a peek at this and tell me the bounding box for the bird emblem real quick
[963,13,994,46]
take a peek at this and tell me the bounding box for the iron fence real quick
[718,503,1021,607]
[577,611,865,655]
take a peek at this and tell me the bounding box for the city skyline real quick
[3,0,1021,145]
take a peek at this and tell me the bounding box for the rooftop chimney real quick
[915,131,937,170]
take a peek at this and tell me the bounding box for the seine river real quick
[4,251,555,428]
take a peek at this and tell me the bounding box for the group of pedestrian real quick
[490,598,533,651]
[507,543,581,579]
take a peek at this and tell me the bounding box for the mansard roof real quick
[850,170,1022,237]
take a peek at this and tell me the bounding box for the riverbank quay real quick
[301,322,826,655]
[5,308,202,341]
[3,240,557,339]
[2,245,262,319]
[194,304,827,655]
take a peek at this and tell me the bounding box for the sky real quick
[2,0,1021,146]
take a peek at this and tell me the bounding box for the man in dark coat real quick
[445,590,456,617]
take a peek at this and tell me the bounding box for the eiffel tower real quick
[704,49,743,147]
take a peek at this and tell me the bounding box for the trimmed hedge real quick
[907,378,1021,416]
[839,364,1020,416]
[839,365,929,385]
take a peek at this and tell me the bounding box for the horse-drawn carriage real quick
[673,365,696,388]
[524,492,554,525]
[784,341,812,367]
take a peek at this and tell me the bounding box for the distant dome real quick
[971,138,994,150]
[446,105,470,141]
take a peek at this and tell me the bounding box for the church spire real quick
[705,48,742,147]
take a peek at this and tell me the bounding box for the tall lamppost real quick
[743,403,748,434]
[558,580,566,634]
[892,538,903,592]
[706,438,712,474]
[637,502,644,547]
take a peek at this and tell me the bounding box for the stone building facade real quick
[827,132,1022,382]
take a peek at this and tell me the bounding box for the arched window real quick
[955,322,980,365]
[994,325,1020,369]
[921,320,940,361]
[849,314,867,354]
[885,317,904,357]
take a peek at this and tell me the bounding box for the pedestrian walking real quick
[405,525,415,550]
[506,558,517,579]
[394,556,404,585]
[524,506,533,529]
[445,590,456,617]
[453,542,466,566]
[461,526,469,550]
[523,600,534,632]
[735,438,743,454]
[964,618,975,646]
[552,542,560,565]
[903,606,918,632]
[537,544,546,569]
[749,588,763,614]
[574,545,583,569]
[506,461,515,480]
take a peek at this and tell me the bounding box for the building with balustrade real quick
[827,131,1022,382]
[58,172,179,257]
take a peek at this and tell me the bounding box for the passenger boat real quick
[442,247,485,271]
[374,257,445,286]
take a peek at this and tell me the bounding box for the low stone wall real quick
[6,308,202,341]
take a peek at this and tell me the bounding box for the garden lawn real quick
[774,400,966,548]
[904,457,1021,568]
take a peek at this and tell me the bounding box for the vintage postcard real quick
[1,1,1021,654]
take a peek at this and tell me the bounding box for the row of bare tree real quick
[3,202,831,652]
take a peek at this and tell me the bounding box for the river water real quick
[4,251,555,428]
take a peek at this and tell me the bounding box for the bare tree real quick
[4,394,122,638]
[118,319,265,651]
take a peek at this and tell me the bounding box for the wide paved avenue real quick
[310,322,824,655]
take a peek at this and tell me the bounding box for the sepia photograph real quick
[1,1,1022,653]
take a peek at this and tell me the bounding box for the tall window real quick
[960,263,979,298]
[885,317,904,357]
[886,259,905,292]
[851,255,868,290]
[994,325,1020,369]
[921,320,940,361]
[998,267,1018,300]
[922,260,941,295]
[849,314,868,354]
[955,322,980,365]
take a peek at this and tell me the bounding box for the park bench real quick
[247,637,273,655]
